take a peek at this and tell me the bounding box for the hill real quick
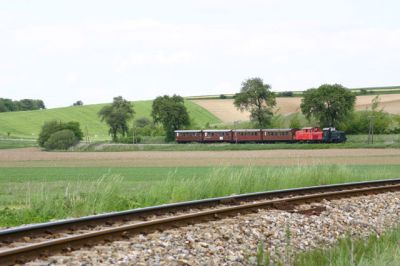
[193,94,400,123]
[0,100,221,140]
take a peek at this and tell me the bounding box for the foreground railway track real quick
[1,179,400,265]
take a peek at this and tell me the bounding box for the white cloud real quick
[111,51,195,72]
[13,25,86,54]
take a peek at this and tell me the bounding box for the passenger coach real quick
[203,130,232,142]
[175,130,202,143]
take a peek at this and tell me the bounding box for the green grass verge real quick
[0,100,221,140]
[0,139,38,149]
[74,137,400,152]
[0,165,399,227]
[295,226,400,266]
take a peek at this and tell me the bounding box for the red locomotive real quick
[175,127,346,144]
[295,127,323,142]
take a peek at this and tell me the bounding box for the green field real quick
[0,100,221,140]
[0,139,38,149]
[1,165,399,227]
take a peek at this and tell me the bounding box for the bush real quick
[43,130,78,150]
[38,120,83,147]
[219,94,227,99]
[38,121,63,147]
[135,117,152,128]
[340,110,392,134]
[278,91,294,97]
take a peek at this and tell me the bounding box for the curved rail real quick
[1,178,400,265]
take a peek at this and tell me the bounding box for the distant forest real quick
[0,98,45,112]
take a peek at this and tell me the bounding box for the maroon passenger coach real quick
[203,130,232,142]
[175,130,202,143]
[233,129,262,143]
[262,128,298,142]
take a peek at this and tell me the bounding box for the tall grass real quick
[295,226,400,266]
[1,165,398,227]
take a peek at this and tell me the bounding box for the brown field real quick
[192,94,400,123]
[1,148,400,167]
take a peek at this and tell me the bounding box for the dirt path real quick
[1,148,399,167]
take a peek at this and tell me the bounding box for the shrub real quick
[135,117,152,128]
[38,121,63,147]
[340,110,392,134]
[38,120,83,147]
[278,91,294,97]
[63,121,84,140]
[219,94,227,99]
[43,129,78,150]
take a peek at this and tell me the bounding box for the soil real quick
[0,148,399,167]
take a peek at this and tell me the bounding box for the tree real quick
[73,100,83,106]
[234,78,276,127]
[151,95,190,141]
[18,99,45,110]
[0,98,45,112]
[98,96,134,141]
[0,98,17,112]
[300,84,356,128]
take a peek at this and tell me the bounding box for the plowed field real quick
[1,148,399,167]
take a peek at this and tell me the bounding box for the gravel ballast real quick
[28,191,400,265]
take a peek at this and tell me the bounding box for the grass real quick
[0,164,399,227]
[0,138,38,149]
[295,226,400,266]
[0,100,221,140]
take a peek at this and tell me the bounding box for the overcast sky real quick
[0,0,399,108]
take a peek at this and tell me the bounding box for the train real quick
[175,127,347,144]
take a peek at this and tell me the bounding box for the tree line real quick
[234,77,398,134]
[98,95,190,143]
[37,77,398,150]
[0,98,45,112]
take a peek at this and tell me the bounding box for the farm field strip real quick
[193,94,400,123]
[1,180,400,265]
[0,148,400,167]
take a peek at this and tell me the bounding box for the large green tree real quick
[151,95,190,141]
[98,96,135,141]
[300,84,356,128]
[234,78,276,127]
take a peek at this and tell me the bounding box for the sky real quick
[0,0,399,108]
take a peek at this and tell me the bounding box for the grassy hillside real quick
[0,100,221,140]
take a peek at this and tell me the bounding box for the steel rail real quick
[0,180,400,265]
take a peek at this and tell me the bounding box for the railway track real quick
[1,178,400,265]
